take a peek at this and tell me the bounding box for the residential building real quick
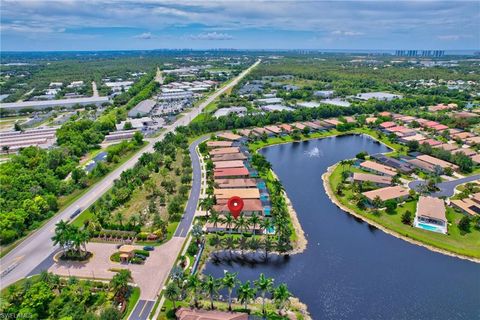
[214,178,258,189]
[211,152,247,162]
[209,147,241,156]
[416,154,459,171]
[414,196,447,234]
[213,167,250,178]
[360,160,397,176]
[450,198,480,216]
[217,132,242,141]
[314,90,334,98]
[207,141,233,148]
[362,186,409,202]
[213,160,246,169]
[352,173,392,187]
[214,188,260,200]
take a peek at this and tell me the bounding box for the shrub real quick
[134,249,150,257]
[401,210,412,225]
[458,215,471,233]
[187,242,199,256]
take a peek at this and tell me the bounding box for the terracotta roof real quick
[207,141,233,148]
[214,199,264,212]
[217,132,242,141]
[213,167,250,178]
[451,198,480,216]
[378,111,391,117]
[264,125,281,134]
[279,124,293,132]
[253,127,269,135]
[407,158,436,172]
[366,117,378,123]
[433,143,458,152]
[471,154,480,164]
[323,119,341,126]
[432,124,449,131]
[360,160,397,176]
[416,196,446,222]
[453,132,475,140]
[176,308,248,320]
[214,188,260,199]
[352,172,392,185]
[237,129,251,136]
[118,245,135,253]
[362,186,409,202]
[421,139,442,147]
[209,147,240,156]
[401,134,426,142]
[451,148,477,157]
[380,121,396,129]
[214,178,257,188]
[213,160,245,169]
[465,136,480,144]
[292,122,306,130]
[303,121,322,129]
[417,154,458,170]
[211,152,247,162]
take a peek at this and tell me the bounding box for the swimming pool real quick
[416,222,445,233]
[257,181,266,189]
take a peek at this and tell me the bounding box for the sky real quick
[1,0,479,51]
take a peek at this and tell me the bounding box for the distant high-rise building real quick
[395,50,444,57]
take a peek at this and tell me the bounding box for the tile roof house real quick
[414,196,447,234]
[214,178,258,189]
[217,132,242,141]
[416,154,459,171]
[209,147,241,156]
[207,141,234,148]
[214,188,261,199]
[213,167,250,178]
[450,198,480,216]
[213,160,246,169]
[352,172,392,187]
[212,153,247,162]
[360,160,398,176]
[362,186,409,202]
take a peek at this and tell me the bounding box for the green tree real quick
[202,275,221,310]
[165,282,181,309]
[222,272,239,311]
[401,210,412,225]
[186,274,202,308]
[458,215,471,233]
[254,273,274,316]
[273,284,292,315]
[109,269,132,302]
[237,281,257,311]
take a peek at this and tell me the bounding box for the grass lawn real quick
[329,164,480,259]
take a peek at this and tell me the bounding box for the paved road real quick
[175,136,208,237]
[130,299,155,320]
[409,174,480,197]
[0,59,260,289]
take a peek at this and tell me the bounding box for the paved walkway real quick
[408,174,480,197]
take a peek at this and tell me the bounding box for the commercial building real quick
[414,196,447,234]
[0,96,110,111]
[214,107,247,118]
[314,90,334,98]
[355,92,403,101]
[260,104,294,112]
[128,99,156,118]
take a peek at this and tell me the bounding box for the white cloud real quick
[134,32,153,39]
[332,30,364,36]
[188,31,233,41]
[437,35,461,41]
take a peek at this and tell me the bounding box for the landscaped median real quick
[324,162,480,262]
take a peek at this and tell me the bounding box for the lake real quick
[203,134,480,320]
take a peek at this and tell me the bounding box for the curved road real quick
[408,174,480,197]
[0,59,260,289]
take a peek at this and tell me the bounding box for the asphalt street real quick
[0,59,260,289]
[408,174,480,197]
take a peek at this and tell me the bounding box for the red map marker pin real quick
[227,196,244,219]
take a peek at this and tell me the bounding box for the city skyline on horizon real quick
[1,0,479,52]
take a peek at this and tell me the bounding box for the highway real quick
[0,59,260,289]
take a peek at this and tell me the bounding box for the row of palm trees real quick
[165,272,292,316]
[52,220,91,258]
[207,210,272,235]
[210,234,289,259]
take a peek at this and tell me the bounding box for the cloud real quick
[188,31,233,41]
[332,30,364,36]
[437,35,461,41]
[134,32,153,39]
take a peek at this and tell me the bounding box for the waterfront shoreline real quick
[322,163,480,264]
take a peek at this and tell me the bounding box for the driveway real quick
[49,237,184,300]
[408,174,480,197]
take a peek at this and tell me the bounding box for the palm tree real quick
[237,281,257,311]
[224,236,237,257]
[224,214,235,234]
[260,218,273,235]
[273,284,291,315]
[238,236,249,256]
[202,275,221,310]
[262,236,275,260]
[235,214,249,233]
[249,213,261,235]
[222,272,239,311]
[208,210,222,230]
[186,274,202,308]
[199,196,214,218]
[52,220,71,252]
[248,237,261,254]
[254,274,274,316]
[165,282,181,309]
[110,270,132,302]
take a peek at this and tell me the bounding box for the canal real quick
[204,134,480,319]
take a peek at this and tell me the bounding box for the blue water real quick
[417,223,443,233]
[204,135,480,320]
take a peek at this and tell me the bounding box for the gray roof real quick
[128,99,156,117]
[0,96,110,110]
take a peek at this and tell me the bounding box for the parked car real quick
[143,246,154,251]
[135,254,146,260]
